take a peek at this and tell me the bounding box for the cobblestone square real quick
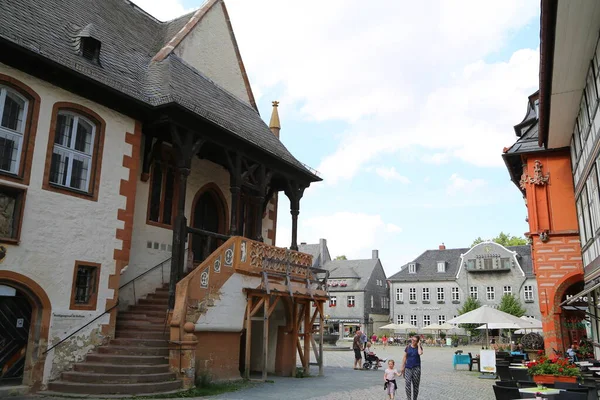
[212,344,496,400]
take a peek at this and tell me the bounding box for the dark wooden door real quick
[192,192,220,262]
[0,289,32,386]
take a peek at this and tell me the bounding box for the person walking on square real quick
[353,330,364,370]
[401,335,423,400]
[383,359,401,399]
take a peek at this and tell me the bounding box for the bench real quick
[453,353,471,369]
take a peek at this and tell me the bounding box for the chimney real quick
[372,249,379,259]
[319,238,327,260]
[269,101,281,138]
[439,243,446,250]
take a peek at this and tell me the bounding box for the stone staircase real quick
[46,285,183,395]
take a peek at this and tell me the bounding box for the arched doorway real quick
[191,184,227,263]
[0,272,51,390]
[0,285,32,386]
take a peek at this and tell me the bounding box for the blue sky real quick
[138,0,541,275]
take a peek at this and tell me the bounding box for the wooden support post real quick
[303,301,310,370]
[262,296,270,381]
[244,296,252,379]
[318,301,324,376]
[226,152,241,236]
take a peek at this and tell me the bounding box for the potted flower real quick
[526,355,580,384]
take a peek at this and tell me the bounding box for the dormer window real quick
[437,261,445,273]
[408,263,416,274]
[534,99,539,118]
[81,37,101,63]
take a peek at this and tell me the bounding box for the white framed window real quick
[410,315,417,326]
[49,111,96,192]
[371,295,374,308]
[452,287,460,301]
[437,287,445,301]
[422,288,430,301]
[437,261,445,273]
[486,286,495,301]
[397,315,404,324]
[470,286,478,300]
[347,296,355,307]
[503,286,512,295]
[396,288,403,302]
[423,315,430,326]
[408,263,416,273]
[329,296,336,307]
[0,86,28,174]
[409,288,416,301]
[438,315,446,324]
[524,285,534,301]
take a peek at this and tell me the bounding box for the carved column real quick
[254,194,265,242]
[168,125,205,310]
[226,152,242,236]
[285,181,306,251]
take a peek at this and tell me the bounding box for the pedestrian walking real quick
[353,330,364,370]
[382,334,388,348]
[401,335,423,400]
[383,359,401,400]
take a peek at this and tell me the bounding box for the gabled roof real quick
[298,243,321,268]
[324,259,379,291]
[389,245,534,282]
[0,0,319,181]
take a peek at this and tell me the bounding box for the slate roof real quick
[388,245,534,281]
[298,243,321,268]
[505,122,544,156]
[323,259,379,292]
[0,0,319,181]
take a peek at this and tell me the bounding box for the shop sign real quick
[412,307,441,311]
[329,319,360,323]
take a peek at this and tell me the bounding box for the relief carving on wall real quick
[519,160,550,190]
[249,242,313,279]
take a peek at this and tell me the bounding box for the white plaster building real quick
[0,0,321,393]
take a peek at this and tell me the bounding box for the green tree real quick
[334,255,347,260]
[471,232,527,247]
[497,293,526,317]
[457,296,482,335]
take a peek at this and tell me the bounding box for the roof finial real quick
[269,100,281,138]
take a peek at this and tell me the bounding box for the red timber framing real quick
[243,290,327,380]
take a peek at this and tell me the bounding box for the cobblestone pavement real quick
[13,345,496,400]
[212,344,496,400]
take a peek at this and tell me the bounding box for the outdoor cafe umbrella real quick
[447,305,538,348]
[380,323,417,341]
[514,316,543,334]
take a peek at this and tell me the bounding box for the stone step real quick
[116,330,169,340]
[110,338,169,348]
[47,380,182,395]
[61,371,177,384]
[120,309,167,318]
[132,304,169,311]
[97,346,169,356]
[85,354,167,365]
[116,322,166,332]
[148,291,169,299]
[73,362,170,374]
[138,298,169,305]
[117,315,165,324]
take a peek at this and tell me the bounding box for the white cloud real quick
[289,212,401,260]
[132,0,199,21]
[446,173,486,196]
[220,0,539,184]
[421,153,450,165]
[374,167,411,183]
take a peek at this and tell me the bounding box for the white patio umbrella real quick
[380,323,417,331]
[514,317,543,334]
[447,305,537,348]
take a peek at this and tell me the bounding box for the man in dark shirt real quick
[353,330,364,369]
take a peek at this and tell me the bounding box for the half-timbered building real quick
[0,0,326,394]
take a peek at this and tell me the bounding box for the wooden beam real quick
[250,298,265,317]
[310,336,319,364]
[309,306,319,328]
[296,337,304,364]
[244,297,252,379]
[266,296,280,318]
[296,303,305,329]
[303,301,310,370]
[317,301,324,376]
[262,296,269,381]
